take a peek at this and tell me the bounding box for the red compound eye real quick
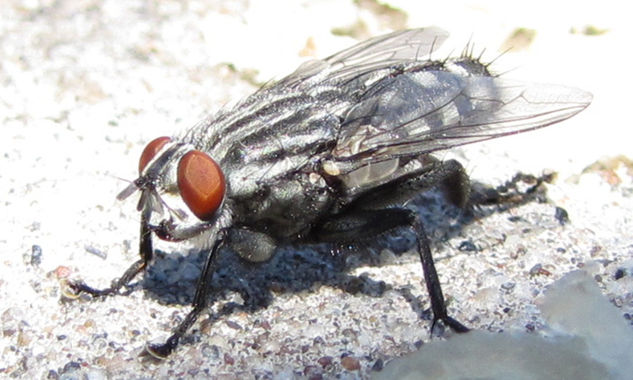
[177,150,226,221]
[139,136,171,174]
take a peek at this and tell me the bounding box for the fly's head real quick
[118,136,226,242]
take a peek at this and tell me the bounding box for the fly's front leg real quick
[313,207,468,334]
[65,209,154,298]
[146,233,225,359]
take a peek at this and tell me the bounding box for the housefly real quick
[65,28,592,358]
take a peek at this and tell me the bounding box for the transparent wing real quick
[275,27,449,88]
[332,70,592,170]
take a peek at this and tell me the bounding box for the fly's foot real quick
[60,272,134,300]
[432,315,469,334]
[59,279,82,300]
[62,279,120,298]
[60,258,146,301]
[145,336,179,359]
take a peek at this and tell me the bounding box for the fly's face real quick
[119,136,227,241]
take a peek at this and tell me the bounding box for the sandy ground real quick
[1,0,632,378]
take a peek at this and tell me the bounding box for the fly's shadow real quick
[139,171,557,334]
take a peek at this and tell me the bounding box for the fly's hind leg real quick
[313,205,469,334]
[314,157,557,334]
[315,158,472,332]
[408,212,469,333]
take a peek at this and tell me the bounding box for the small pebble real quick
[31,245,42,266]
[84,245,107,260]
[458,240,478,252]
[341,356,361,371]
[317,356,333,368]
[223,353,235,365]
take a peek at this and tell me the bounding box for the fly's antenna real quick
[115,176,139,201]
[110,174,134,184]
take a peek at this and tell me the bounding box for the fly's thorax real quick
[229,170,336,240]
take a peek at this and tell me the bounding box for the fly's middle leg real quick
[312,158,473,333]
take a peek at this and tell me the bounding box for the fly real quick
[64,28,592,358]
